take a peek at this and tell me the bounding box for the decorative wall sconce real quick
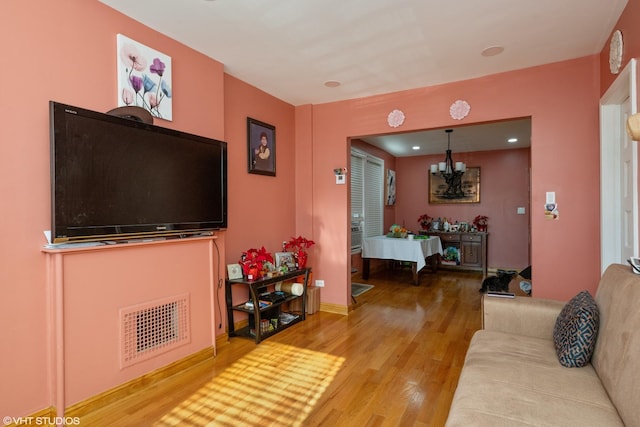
[627,113,640,140]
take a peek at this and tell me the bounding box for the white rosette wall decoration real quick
[387,109,405,128]
[449,100,470,120]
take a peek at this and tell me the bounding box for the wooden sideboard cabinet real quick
[421,231,488,276]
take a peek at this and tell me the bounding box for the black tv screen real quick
[50,101,227,244]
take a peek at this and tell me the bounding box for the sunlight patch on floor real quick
[155,341,344,426]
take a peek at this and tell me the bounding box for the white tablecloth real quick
[362,235,443,272]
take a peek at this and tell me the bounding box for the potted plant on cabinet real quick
[284,236,315,269]
[417,213,432,230]
[239,246,274,280]
[473,215,488,232]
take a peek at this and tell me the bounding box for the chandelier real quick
[430,129,466,199]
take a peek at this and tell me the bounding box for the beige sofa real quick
[446,264,640,426]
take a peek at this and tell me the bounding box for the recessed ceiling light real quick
[324,80,341,88]
[507,137,518,143]
[412,146,420,150]
[481,46,504,57]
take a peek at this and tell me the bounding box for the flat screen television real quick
[50,101,227,244]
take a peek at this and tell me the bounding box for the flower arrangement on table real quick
[473,215,488,232]
[417,214,432,230]
[239,246,274,280]
[387,224,408,238]
[284,236,315,269]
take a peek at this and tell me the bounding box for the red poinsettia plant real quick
[284,236,315,269]
[473,215,488,231]
[240,246,274,278]
[417,213,432,230]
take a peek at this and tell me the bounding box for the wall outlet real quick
[315,279,325,287]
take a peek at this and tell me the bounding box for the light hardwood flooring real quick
[79,268,484,426]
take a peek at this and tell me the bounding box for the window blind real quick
[364,158,384,237]
[350,148,384,238]
[350,153,364,223]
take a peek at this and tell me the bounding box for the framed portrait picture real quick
[429,167,480,204]
[247,117,276,176]
[275,252,296,270]
[385,169,396,206]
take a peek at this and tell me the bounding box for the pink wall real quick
[600,0,640,94]
[305,56,601,307]
[222,75,298,315]
[223,75,297,268]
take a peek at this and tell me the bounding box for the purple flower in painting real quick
[129,75,143,93]
[150,58,165,77]
[142,74,157,93]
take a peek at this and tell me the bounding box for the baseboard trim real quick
[65,346,215,417]
[319,302,348,315]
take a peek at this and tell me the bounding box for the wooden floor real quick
[79,268,484,426]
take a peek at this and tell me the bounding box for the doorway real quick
[600,59,638,271]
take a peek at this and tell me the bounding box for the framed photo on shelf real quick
[247,117,276,176]
[429,167,480,204]
[226,263,243,280]
[275,252,296,270]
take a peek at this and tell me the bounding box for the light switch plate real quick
[546,191,556,204]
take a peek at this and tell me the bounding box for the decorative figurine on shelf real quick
[417,213,432,230]
[284,236,315,269]
[239,246,274,280]
[473,215,488,232]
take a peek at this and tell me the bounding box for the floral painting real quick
[117,34,173,121]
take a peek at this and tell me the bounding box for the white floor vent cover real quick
[120,293,190,368]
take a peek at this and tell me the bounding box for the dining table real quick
[361,235,443,285]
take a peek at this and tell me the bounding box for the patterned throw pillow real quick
[553,290,599,368]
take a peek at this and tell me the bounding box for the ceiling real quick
[362,117,532,157]
[99,0,626,155]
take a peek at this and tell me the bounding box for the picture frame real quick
[247,117,276,176]
[385,169,396,206]
[275,252,296,270]
[117,34,173,121]
[227,263,243,280]
[429,167,480,204]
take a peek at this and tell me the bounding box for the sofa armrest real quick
[482,295,565,340]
